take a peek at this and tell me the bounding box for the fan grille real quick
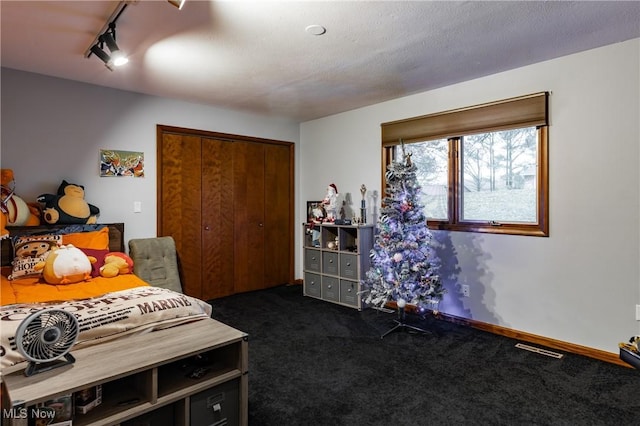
[16,309,79,362]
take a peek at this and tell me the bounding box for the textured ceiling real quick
[1,1,639,122]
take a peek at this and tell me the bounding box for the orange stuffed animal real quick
[1,169,40,235]
[99,252,134,278]
[36,244,92,285]
[0,213,7,240]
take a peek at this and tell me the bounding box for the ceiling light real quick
[305,25,326,36]
[101,24,129,66]
[85,1,129,70]
[168,0,186,10]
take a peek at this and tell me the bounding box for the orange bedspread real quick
[1,272,150,306]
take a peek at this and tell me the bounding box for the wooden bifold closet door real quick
[158,126,294,300]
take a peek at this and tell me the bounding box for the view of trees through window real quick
[399,126,538,223]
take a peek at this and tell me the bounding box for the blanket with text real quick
[0,286,212,369]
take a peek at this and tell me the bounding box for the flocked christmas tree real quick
[364,142,445,312]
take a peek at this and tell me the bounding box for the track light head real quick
[168,0,186,10]
[99,30,129,67]
[90,44,114,71]
[100,31,119,53]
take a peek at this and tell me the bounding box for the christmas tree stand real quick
[380,302,432,339]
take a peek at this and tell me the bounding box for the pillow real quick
[62,227,109,250]
[79,248,110,278]
[9,234,62,280]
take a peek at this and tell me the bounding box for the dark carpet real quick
[208,285,638,426]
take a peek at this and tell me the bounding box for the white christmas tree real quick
[364,143,445,312]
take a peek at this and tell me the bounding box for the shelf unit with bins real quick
[303,223,374,310]
[1,318,248,426]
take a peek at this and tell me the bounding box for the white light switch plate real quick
[133,201,142,213]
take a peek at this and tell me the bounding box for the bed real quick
[0,223,213,373]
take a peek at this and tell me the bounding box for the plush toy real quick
[99,252,134,278]
[0,214,8,240]
[1,169,41,234]
[35,244,93,285]
[37,180,100,225]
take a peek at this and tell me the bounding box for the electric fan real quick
[14,309,79,377]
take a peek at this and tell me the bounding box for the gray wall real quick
[0,69,300,243]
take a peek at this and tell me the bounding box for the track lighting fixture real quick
[86,0,182,70]
[85,1,129,71]
[168,0,186,10]
[89,22,128,71]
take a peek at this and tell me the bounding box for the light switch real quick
[133,201,142,213]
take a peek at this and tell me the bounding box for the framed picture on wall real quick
[307,201,325,223]
[100,149,145,177]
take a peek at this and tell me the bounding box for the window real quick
[381,92,549,236]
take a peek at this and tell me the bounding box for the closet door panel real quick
[159,125,294,299]
[233,141,266,293]
[201,138,235,300]
[159,133,203,299]
[264,144,293,287]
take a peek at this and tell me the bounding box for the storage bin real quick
[190,379,239,426]
[304,272,321,298]
[322,276,339,302]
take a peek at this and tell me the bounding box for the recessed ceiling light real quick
[305,25,326,36]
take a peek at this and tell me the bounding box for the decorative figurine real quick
[321,183,339,222]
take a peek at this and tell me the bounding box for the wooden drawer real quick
[304,272,321,298]
[322,252,339,275]
[339,253,358,279]
[322,276,339,302]
[340,280,360,307]
[304,249,321,272]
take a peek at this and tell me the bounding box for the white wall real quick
[299,39,640,354]
[1,69,300,244]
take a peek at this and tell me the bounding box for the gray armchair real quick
[128,236,183,293]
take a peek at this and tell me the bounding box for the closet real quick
[157,125,294,300]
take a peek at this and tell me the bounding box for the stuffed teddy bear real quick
[1,169,41,234]
[99,252,134,278]
[35,244,93,285]
[37,180,100,225]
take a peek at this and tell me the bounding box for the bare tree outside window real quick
[460,127,538,222]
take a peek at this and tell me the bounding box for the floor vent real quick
[515,343,564,359]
